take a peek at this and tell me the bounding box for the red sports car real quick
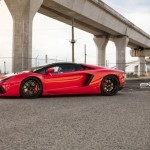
[0,62,125,98]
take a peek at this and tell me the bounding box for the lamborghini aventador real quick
[0,62,125,98]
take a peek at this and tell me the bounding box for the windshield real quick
[30,64,48,72]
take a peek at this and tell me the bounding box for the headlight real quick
[1,77,12,83]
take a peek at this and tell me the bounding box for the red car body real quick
[0,63,125,98]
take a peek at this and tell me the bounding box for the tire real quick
[101,75,119,96]
[20,77,43,99]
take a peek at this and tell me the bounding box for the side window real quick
[59,64,84,73]
[39,70,46,74]
[81,65,93,70]
[50,66,63,74]
[52,66,59,74]
[75,65,84,71]
[59,65,75,73]
[35,68,46,74]
[48,64,84,74]
[34,64,84,75]
[52,64,76,73]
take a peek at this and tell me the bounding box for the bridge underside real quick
[3,0,150,76]
[39,2,110,36]
[39,0,150,48]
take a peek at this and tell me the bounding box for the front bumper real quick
[0,86,6,94]
[0,82,20,97]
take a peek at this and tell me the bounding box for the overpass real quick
[4,0,150,75]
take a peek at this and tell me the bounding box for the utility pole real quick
[71,18,75,63]
[106,60,109,68]
[45,54,48,64]
[35,55,39,67]
[84,44,87,64]
[4,61,6,74]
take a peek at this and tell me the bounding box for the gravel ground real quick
[0,89,150,150]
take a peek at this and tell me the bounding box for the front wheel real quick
[20,77,43,99]
[101,75,119,96]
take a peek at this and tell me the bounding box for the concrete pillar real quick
[93,36,108,67]
[4,0,43,72]
[147,63,150,74]
[113,36,129,71]
[138,57,145,76]
[134,65,138,75]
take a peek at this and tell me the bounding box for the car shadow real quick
[0,92,124,100]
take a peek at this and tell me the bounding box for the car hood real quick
[0,71,30,81]
[0,73,15,80]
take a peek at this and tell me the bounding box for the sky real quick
[0,0,150,73]
[103,0,150,32]
[104,0,150,13]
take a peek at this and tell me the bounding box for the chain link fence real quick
[0,57,67,74]
[0,57,150,78]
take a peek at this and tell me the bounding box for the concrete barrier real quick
[125,78,150,90]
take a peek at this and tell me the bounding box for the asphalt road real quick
[0,88,150,150]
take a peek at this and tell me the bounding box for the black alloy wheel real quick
[101,75,119,96]
[20,77,42,99]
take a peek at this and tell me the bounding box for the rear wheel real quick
[101,75,119,96]
[20,77,42,99]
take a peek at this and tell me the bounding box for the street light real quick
[84,44,87,64]
[45,54,48,64]
[71,18,75,63]
[70,18,82,63]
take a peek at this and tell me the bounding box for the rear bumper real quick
[119,80,125,91]
[119,86,124,91]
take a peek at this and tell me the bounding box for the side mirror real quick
[46,68,54,75]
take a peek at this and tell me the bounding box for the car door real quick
[44,64,88,94]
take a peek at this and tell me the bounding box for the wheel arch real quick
[101,74,120,86]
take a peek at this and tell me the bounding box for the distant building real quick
[146,57,150,74]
